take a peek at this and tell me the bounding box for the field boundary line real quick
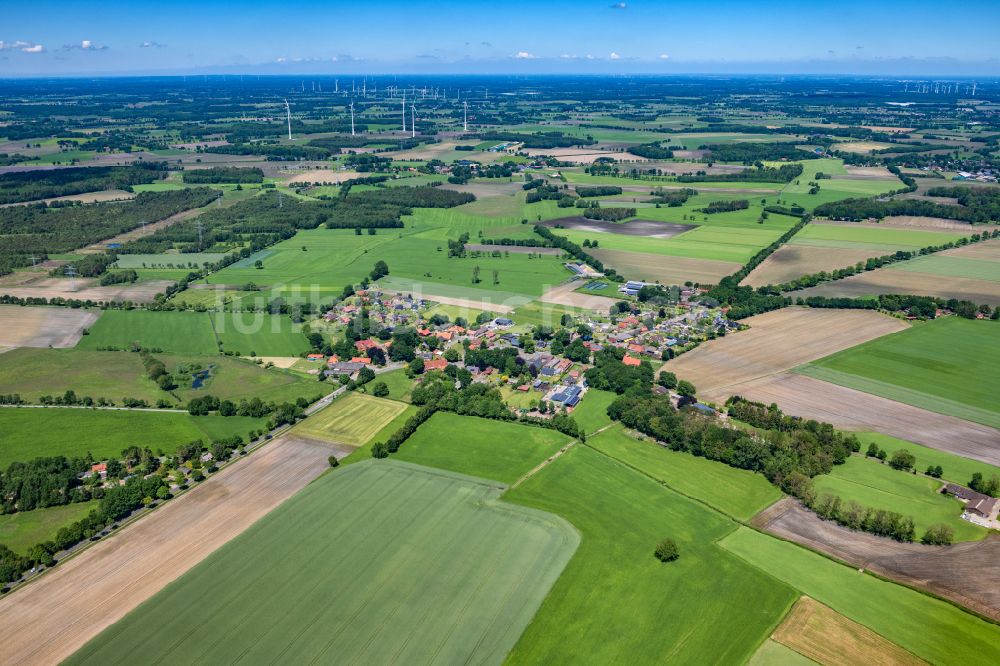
[510,440,577,489]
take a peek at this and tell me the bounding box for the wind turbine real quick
[463,101,468,132]
[411,104,416,138]
[284,99,292,140]
[401,94,407,133]
[350,101,356,136]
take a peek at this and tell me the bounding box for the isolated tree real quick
[654,538,680,562]
[371,442,389,459]
[472,265,481,284]
[328,455,340,468]
[492,269,499,285]
[372,381,389,398]
[889,449,916,472]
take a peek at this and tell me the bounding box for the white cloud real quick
[610,2,627,9]
[276,56,287,63]
[63,40,108,51]
[658,53,670,60]
[609,52,621,60]
[514,51,537,59]
[0,40,44,53]
[140,41,167,48]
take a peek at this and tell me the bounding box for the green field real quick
[0,501,99,554]
[206,223,572,303]
[748,640,816,666]
[588,425,782,520]
[211,311,310,356]
[394,412,571,484]
[68,460,579,665]
[294,391,407,446]
[894,254,1000,282]
[0,349,321,406]
[813,455,986,542]
[791,223,964,252]
[504,444,796,663]
[77,310,218,354]
[113,253,230,269]
[369,368,416,402]
[856,432,1000,486]
[720,527,1000,665]
[566,389,616,435]
[797,318,1000,428]
[0,408,264,465]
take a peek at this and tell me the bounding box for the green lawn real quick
[797,318,1000,428]
[211,312,310,356]
[394,413,571,484]
[568,389,617,435]
[792,223,964,252]
[0,501,99,554]
[294,392,407,447]
[339,404,418,464]
[856,432,1000,487]
[0,408,264,465]
[504,445,797,664]
[588,424,782,520]
[748,640,816,666]
[720,527,1000,665]
[894,254,1000,283]
[77,310,218,354]
[367,368,415,402]
[67,460,579,666]
[813,455,986,542]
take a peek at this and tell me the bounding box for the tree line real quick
[0,162,168,205]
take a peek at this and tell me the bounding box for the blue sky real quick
[1,0,998,76]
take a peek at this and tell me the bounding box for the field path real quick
[0,435,333,665]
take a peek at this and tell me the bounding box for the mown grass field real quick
[67,460,579,666]
[504,445,797,664]
[792,223,965,252]
[798,318,1000,428]
[0,501,99,554]
[0,349,321,406]
[211,311,310,356]
[856,432,1000,486]
[394,412,571,484]
[369,368,416,402]
[587,424,782,521]
[719,526,1000,665]
[294,391,407,447]
[813,455,986,542]
[76,310,218,354]
[565,388,616,435]
[0,408,264,465]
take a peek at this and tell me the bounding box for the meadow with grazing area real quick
[206,223,572,304]
[588,425,782,521]
[211,311,310,356]
[566,389,616,435]
[0,501,98,554]
[76,310,218,354]
[394,412,571,484]
[293,391,407,447]
[0,349,321,405]
[504,445,797,664]
[854,432,1000,486]
[719,526,1000,664]
[0,408,264,465]
[812,455,985,541]
[67,460,579,666]
[797,317,1000,428]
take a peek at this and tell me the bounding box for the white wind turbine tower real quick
[401,94,407,133]
[411,104,416,138]
[350,101,356,136]
[463,101,468,132]
[284,99,292,140]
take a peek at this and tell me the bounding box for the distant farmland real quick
[68,460,579,665]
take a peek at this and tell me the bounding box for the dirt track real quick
[0,435,334,665]
[539,281,620,312]
[0,306,99,348]
[756,499,1000,622]
[706,373,1000,464]
[664,308,909,395]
